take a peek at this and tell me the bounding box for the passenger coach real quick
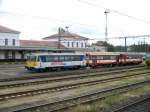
[86,52,119,67]
[86,52,143,68]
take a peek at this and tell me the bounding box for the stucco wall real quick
[0,33,20,46]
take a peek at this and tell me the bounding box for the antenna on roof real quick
[65,26,69,32]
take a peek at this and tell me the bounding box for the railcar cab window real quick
[27,56,37,61]
[39,55,46,62]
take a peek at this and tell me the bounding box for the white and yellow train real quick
[25,52,86,71]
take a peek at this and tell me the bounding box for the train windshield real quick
[27,56,37,61]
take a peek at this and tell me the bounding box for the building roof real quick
[0,46,74,52]
[0,25,20,34]
[43,30,88,40]
[20,40,66,48]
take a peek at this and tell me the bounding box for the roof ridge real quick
[43,31,88,40]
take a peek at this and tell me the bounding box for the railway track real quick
[0,64,24,69]
[112,93,150,112]
[0,68,149,91]
[0,69,149,101]
[0,65,147,90]
[0,64,145,82]
[1,80,149,112]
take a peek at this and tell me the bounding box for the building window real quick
[67,42,70,47]
[85,43,87,48]
[76,42,78,48]
[72,42,74,47]
[5,39,8,46]
[81,42,83,48]
[12,39,16,46]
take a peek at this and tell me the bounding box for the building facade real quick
[43,28,89,49]
[0,25,21,60]
[0,33,20,46]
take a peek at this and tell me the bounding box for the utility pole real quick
[143,38,146,52]
[104,10,109,42]
[58,27,61,49]
[124,37,127,52]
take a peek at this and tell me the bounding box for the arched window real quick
[85,43,87,48]
[76,42,78,48]
[81,42,83,48]
[5,39,8,46]
[72,42,74,47]
[67,42,70,47]
[12,39,16,46]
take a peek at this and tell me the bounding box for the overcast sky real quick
[0,0,150,45]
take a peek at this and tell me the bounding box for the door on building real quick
[12,51,16,59]
[4,51,9,60]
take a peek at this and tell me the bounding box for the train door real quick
[119,54,124,65]
[92,56,97,67]
[116,55,120,65]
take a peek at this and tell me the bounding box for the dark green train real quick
[144,53,150,65]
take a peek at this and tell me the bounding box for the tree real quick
[114,46,125,52]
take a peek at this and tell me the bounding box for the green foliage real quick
[114,46,125,52]
[92,41,150,52]
[129,44,150,52]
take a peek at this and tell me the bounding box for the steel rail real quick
[0,65,145,82]
[2,80,149,112]
[0,70,149,101]
[0,66,147,89]
[112,94,150,112]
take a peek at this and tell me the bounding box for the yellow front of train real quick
[25,55,40,70]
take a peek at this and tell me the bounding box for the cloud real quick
[1,0,150,45]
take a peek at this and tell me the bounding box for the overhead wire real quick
[77,0,150,24]
[0,11,96,27]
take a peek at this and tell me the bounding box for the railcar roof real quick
[27,52,85,56]
[86,52,119,56]
[86,52,144,56]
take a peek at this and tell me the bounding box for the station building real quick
[0,25,69,62]
[0,25,105,62]
[43,28,89,49]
